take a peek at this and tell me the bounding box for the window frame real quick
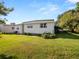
[27,25,33,28]
[17,27,19,30]
[12,27,15,30]
[40,23,47,28]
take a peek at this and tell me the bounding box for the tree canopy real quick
[57,2,79,33]
[76,2,79,11]
[0,2,13,24]
[0,18,7,24]
[0,2,13,16]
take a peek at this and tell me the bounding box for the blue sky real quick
[0,0,79,24]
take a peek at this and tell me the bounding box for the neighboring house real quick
[0,19,55,34]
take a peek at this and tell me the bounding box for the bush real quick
[42,33,49,39]
[0,32,2,38]
[42,33,56,39]
[74,27,79,33]
[24,33,41,36]
[24,33,32,35]
[0,32,2,34]
[49,34,56,38]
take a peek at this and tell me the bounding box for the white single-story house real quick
[0,19,55,34]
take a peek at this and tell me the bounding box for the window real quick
[17,27,19,30]
[12,27,14,30]
[27,26,33,28]
[44,23,47,28]
[40,24,43,28]
[40,23,47,28]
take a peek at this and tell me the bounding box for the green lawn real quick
[0,33,79,59]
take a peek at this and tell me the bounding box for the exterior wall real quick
[1,24,22,34]
[13,25,22,34]
[24,22,54,34]
[0,24,4,32]
[3,25,14,33]
[0,20,55,34]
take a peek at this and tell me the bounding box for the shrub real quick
[42,33,50,39]
[24,33,41,36]
[42,33,56,39]
[24,33,27,35]
[0,32,2,34]
[36,34,41,36]
[0,32,2,38]
[74,27,79,33]
[24,33,32,35]
[49,34,56,39]
[27,33,32,35]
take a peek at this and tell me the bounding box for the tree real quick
[0,2,13,38]
[0,2,13,16]
[57,2,79,33]
[0,2,13,24]
[76,2,79,11]
[0,18,7,24]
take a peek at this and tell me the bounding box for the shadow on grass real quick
[56,32,79,39]
[0,54,17,59]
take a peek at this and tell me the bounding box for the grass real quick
[0,32,79,59]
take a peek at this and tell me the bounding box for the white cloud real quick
[38,4,59,15]
[29,2,60,19]
[67,0,79,3]
[68,6,75,10]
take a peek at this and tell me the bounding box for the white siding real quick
[24,22,54,34]
[2,24,22,34]
[0,20,55,34]
[0,24,4,32]
[13,25,22,33]
[3,25,14,33]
